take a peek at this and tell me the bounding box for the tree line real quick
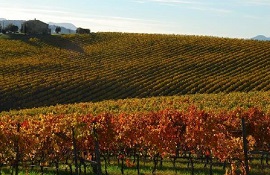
[0,23,19,34]
[0,23,90,34]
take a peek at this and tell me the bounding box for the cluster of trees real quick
[54,26,91,34]
[0,23,91,35]
[55,26,61,34]
[0,23,19,34]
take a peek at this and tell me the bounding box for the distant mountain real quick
[48,22,77,31]
[252,35,270,41]
[49,25,76,34]
[0,20,25,29]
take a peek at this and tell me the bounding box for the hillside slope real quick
[0,33,270,111]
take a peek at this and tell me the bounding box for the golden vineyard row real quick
[0,33,270,111]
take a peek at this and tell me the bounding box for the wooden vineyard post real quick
[241,118,250,175]
[93,127,102,175]
[72,127,79,175]
[14,123,21,175]
[136,153,140,175]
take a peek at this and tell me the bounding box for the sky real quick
[0,0,270,39]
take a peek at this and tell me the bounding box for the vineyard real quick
[0,33,270,111]
[0,107,270,175]
[0,91,270,175]
[1,91,270,117]
[1,32,270,174]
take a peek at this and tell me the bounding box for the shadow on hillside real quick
[6,34,85,53]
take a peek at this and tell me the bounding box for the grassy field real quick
[0,158,269,175]
[0,33,270,111]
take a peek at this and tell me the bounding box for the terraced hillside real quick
[0,33,270,111]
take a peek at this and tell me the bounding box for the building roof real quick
[24,19,48,25]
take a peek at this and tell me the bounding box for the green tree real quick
[55,26,61,34]
[5,24,19,33]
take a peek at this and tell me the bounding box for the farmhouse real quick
[76,27,90,34]
[21,19,50,35]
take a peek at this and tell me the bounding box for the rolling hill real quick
[252,35,270,41]
[0,33,270,112]
[48,22,77,31]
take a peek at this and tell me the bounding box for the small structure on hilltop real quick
[21,19,51,35]
[76,27,90,34]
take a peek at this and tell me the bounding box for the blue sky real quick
[0,0,270,38]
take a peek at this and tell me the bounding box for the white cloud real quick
[135,0,231,14]
[238,0,270,6]
[150,0,195,4]
[243,15,261,20]
[134,0,147,3]
[138,0,202,5]
[0,2,168,33]
[188,6,231,14]
[63,15,168,33]
[0,4,70,21]
[248,0,270,5]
